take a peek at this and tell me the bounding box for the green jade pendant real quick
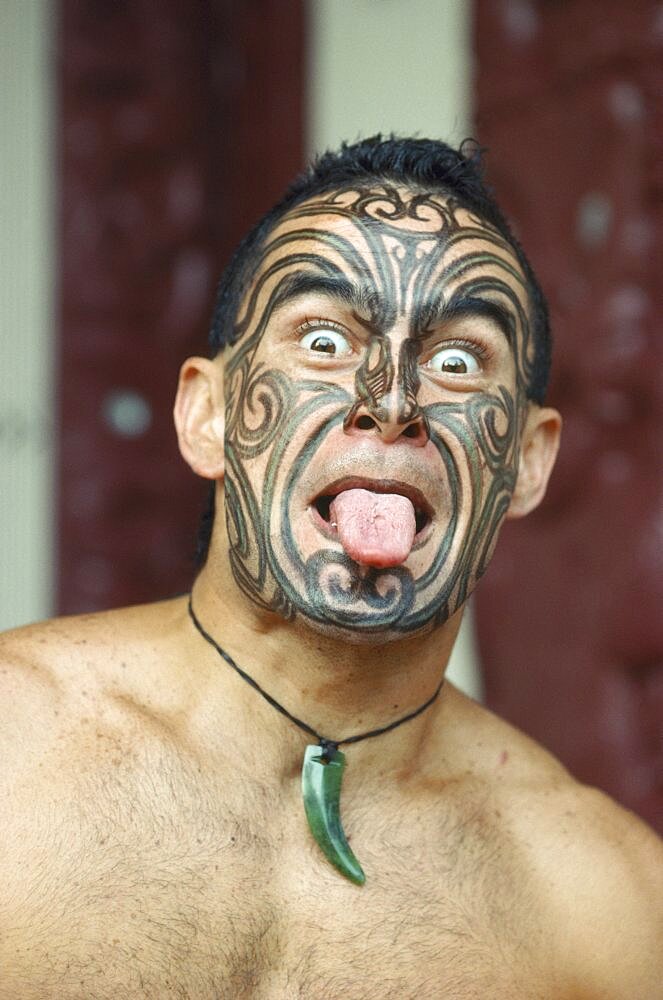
[301,744,366,885]
[187,598,443,889]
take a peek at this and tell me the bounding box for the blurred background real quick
[1,0,661,834]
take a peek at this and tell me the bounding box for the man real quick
[1,136,661,998]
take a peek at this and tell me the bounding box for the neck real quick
[188,554,462,781]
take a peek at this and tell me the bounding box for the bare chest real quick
[4,752,558,999]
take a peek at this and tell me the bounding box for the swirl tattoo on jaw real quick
[222,186,531,639]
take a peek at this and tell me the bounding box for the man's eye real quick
[427,346,481,375]
[299,329,352,356]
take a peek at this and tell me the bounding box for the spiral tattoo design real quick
[222,186,530,638]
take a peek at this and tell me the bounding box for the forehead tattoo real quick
[222,186,531,638]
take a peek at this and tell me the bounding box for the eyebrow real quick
[414,294,516,346]
[270,273,517,346]
[271,272,387,329]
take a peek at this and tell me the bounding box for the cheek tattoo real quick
[222,187,533,639]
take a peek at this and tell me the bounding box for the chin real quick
[292,603,446,646]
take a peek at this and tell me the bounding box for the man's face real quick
[221,186,535,641]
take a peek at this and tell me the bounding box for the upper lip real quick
[311,477,436,520]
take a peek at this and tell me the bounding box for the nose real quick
[344,397,430,445]
[344,336,430,445]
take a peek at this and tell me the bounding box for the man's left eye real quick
[426,346,481,375]
[299,329,352,355]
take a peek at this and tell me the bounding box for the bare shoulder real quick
[0,597,188,765]
[0,595,186,677]
[453,691,663,997]
[524,778,663,998]
[0,598,193,909]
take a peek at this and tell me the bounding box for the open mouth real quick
[311,478,433,539]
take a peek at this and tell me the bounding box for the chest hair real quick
[3,736,556,998]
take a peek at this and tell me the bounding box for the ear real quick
[506,404,562,519]
[173,356,225,480]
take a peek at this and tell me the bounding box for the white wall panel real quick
[0,0,54,629]
[308,0,471,154]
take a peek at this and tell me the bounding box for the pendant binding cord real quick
[188,596,444,761]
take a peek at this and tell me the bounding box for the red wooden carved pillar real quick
[57,0,304,613]
[474,1,663,832]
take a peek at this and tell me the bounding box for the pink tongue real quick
[329,488,417,568]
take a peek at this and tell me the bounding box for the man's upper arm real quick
[552,788,663,998]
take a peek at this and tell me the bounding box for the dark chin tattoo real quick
[223,187,530,639]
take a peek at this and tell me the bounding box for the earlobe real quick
[507,405,562,519]
[173,356,225,480]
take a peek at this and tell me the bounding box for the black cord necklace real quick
[188,596,444,886]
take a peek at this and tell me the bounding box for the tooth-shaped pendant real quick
[301,744,366,885]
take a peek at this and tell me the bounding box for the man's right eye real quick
[299,328,352,355]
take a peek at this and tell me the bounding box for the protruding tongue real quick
[330,488,417,568]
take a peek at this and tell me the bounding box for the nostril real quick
[403,423,421,439]
[356,415,376,430]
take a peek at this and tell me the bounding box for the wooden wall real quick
[57,0,305,612]
[474,0,663,832]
